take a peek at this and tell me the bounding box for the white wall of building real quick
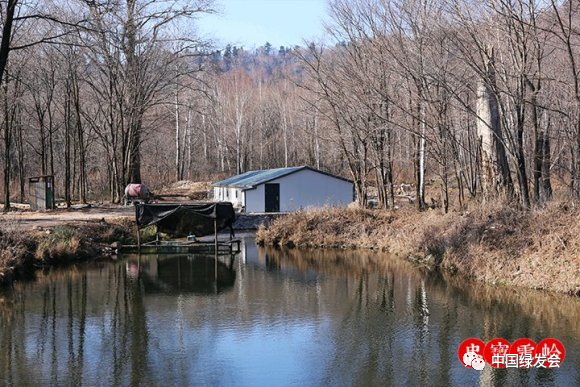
[244,168,353,213]
[275,168,353,211]
[223,187,241,208]
[245,184,265,212]
[213,187,221,200]
[213,186,243,208]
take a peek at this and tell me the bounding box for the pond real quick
[0,238,579,386]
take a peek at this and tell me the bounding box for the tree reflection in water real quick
[0,241,578,386]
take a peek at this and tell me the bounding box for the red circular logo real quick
[458,338,485,368]
[534,338,566,369]
[508,338,536,369]
[484,338,511,368]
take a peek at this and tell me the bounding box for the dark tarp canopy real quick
[135,202,236,238]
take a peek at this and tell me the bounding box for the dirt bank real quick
[256,201,580,296]
[0,220,134,287]
[0,204,276,287]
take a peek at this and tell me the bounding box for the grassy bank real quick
[0,220,134,287]
[256,201,580,295]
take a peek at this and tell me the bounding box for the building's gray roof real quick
[213,166,351,189]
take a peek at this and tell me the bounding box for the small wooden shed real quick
[28,175,55,210]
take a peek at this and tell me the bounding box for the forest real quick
[0,0,579,211]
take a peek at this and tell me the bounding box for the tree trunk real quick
[124,0,142,186]
[73,72,87,203]
[387,129,395,208]
[16,110,24,203]
[282,106,288,168]
[417,100,426,211]
[175,84,181,181]
[532,94,542,203]
[3,81,11,211]
[542,123,552,199]
[515,77,530,208]
[476,48,513,201]
[128,124,142,184]
[186,106,192,179]
[0,0,17,86]
[313,113,320,170]
[64,94,71,207]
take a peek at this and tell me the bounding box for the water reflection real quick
[127,255,236,295]
[0,239,578,386]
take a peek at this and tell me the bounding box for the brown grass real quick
[256,201,580,295]
[156,180,212,200]
[0,231,32,286]
[0,220,134,286]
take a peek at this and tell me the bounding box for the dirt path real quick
[0,201,283,233]
[0,205,134,230]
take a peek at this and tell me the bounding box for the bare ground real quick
[0,202,275,232]
[0,179,214,231]
[0,204,134,231]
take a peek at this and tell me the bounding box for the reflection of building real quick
[240,237,259,265]
[213,166,354,213]
[4,243,578,387]
[126,255,236,295]
[241,238,319,283]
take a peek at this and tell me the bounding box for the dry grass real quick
[256,201,580,295]
[156,180,212,200]
[0,220,134,286]
[35,227,83,262]
[257,207,396,248]
[0,231,32,286]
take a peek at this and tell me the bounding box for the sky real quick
[197,0,330,50]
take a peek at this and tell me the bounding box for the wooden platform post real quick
[214,219,218,278]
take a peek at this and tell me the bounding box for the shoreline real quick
[256,201,580,296]
[0,210,272,287]
[0,220,134,287]
[2,203,578,296]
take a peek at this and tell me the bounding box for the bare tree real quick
[82,0,214,200]
[549,0,580,197]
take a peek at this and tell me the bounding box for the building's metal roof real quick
[213,166,304,188]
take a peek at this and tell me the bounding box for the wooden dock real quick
[119,239,241,255]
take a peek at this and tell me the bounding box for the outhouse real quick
[28,175,55,210]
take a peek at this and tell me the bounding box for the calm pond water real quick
[0,238,579,386]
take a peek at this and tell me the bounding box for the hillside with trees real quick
[0,0,579,212]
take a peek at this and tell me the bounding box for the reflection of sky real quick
[119,304,334,385]
[214,321,331,385]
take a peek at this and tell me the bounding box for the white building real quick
[213,166,354,213]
